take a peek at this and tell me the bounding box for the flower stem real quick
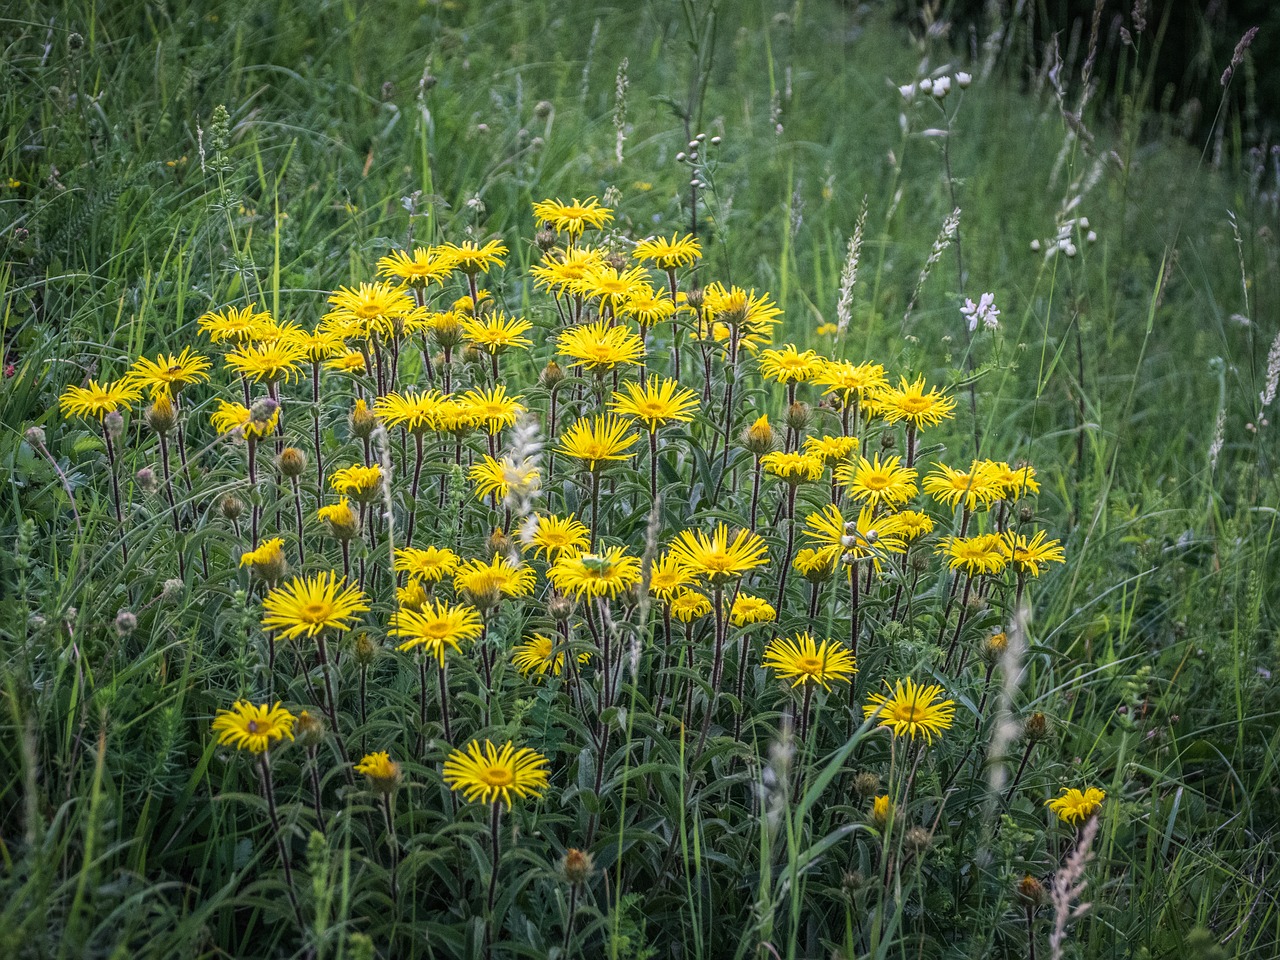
[259,754,305,930]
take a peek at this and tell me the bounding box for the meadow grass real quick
[2,1,1279,958]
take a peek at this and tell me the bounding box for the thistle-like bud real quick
[909,551,931,573]
[433,312,465,350]
[535,228,558,252]
[840,870,866,900]
[145,395,178,435]
[462,343,482,365]
[1016,874,1047,906]
[1024,711,1050,743]
[277,446,308,478]
[249,397,279,427]
[295,709,326,749]
[561,848,594,885]
[350,399,377,440]
[25,426,46,447]
[605,251,628,272]
[785,401,811,435]
[161,578,185,602]
[352,631,379,667]
[135,466,158,494]
[487,527,514,558]
[534,99,553,119]
[541,360,565,390]
[548,595,574,622]
[684,286,704,310]
[904,826,932,856]
[114,609,137,637]
[355,752,402,794]
[1017,502,1036,523]
[743,415,775,456]
[853,772,881,798]
[104,410,125,441]
[220,494,245,521]
[879,431,897,450]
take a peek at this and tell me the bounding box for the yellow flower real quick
[317,498,359,539]
[760,451,825,485]
[329,463,383,501]
[289,328,345,363]
[397,578,430,612]
[981,459,1041,499]
[793,547,837,582]
[376,246,457,286]
[1002,529,1065,576]
[460,385,526,434]
[393,545,461,582]
[557,414,640,471]
[669,523,769,583]
[803,503,906,571]
[224,339,307,384]
[729,593,776,626]
[443,238,508,275]
[323,281,417,338]
[875,375,957,430]
[512,633,590,679]
[197,303,274,343]
[470,455,541,503]
[572,264,651,311]
[743,414,776,454]
[533,196,614,240]
[837,454,919,508]
[462,311,534,355]
[453,554,536,601]
[127,347,211,398]
[1046,787,1106,825]
[649,554,694,601]
[618,288,678,328]
[557,320,646,371]
[815,360,887,406]
[442,740,550,806]
[239,537,287,580]
[757,344,823,384]
[354,751,403,792]
[261,571,370,641]
[547,546,642,600]
[632,232,702,270]
[325,350,368,374]
[388,599,484,665]
[609,375,699,432]
[374,390,446,433]
[521,514,590,562]
[211,700,296,754]
[762,632,856,690]
[938,533,1009,576]
[922,461,1005,511]
[530,247,608,294]
[888,509,934,542]
[59,378,141,420]
[863,678,956,743]
[210,399,279,440]
[701,282,782,349]
[669,588,712,622]
[803,434,859,467]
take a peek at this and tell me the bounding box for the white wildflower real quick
[961,292,1001,332]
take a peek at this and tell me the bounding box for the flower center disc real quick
[482,765,514,787]
[797,656,824,674]
[301,601,334,623]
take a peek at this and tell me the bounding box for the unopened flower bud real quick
[561,848,594,885]
[161,578,184,601]
[541,361,565,390]
[904,826,932,855]
[1017,874,1048,906]
[879,431,896,450]
[25,425,46,447]
[249,397,279,426]
[548,595,574,622]
[853,772,881,798]
[353,631,379,667]
[1017,503,1036,524]
[220,494,245,521]
[785,401,811,434]
[981,631,1008,663]
[684,286,704,310]
[462,343,482,365]
[350,399,378,440]
[870,795,894,830]
[296,710,326,749]
[135,466,158,494]
[277,446,308,478]
[534,99,553,118]
[487,528,514,557]
[910,551,931,573]
[1024,711,1050,742]
[104,411,125,441]
[743,415,775,456]
[356,752,402,794]
[114,609,137,637]
[145,395,178,435]
[535,228,558,252]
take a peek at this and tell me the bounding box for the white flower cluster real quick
[898,72,971,101]
[961,292,1000,332]
[1030,216,1098,259]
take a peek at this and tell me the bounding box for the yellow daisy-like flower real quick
[434,397,479,434]
[762,632,856,690]
[982,460,1042,499]
[323,281,417,338]
[442,740,550,806]
[547,546,642,600]
[388,599,484,665]
[701,283,782,349]
[376,246,457,287]
[572,264,651,312]
[325,350,368,375]
[669,523,769,583]
[470,455,541,503]
[317,497,359,539]
[397,578,429,613]
[462,311,534,356]
[529,247,608,294]
[757,344,823,384]
[803,503,906,571]
[632,232,702,270]
[261,571,370,641]
[793,547,837,582]
[669,588,713,622]
[939,533,1009,576]
[815,359,888,406]
[329,463,383,502]
[393,545,461,583]
[289,328,345,363]
[240,537,286,577]
[803,434,860,467]
[557,414,641,471]
[557,320,646,371]
[197,303,274,343]
[922,461,1006,511]
[837,454,919,509]
[210,399,279,440]
[875,375,957,430]
[444,239,508,276]
[649,554,694,601]
[512,633,590,679]
[211,700,296,754]
[374,390,446,433]
[618,288,678,328]
[224,339,307,385]
[59,378,142,420]
[354,751,403,792]
[522,514,590,562]
[1002,529,1066,576]
[454,554,536,601]
[127,347,211,398]
[1046,787,1106,825]
[863,678,956,743]
[533,196,614,240]
[760,451,825,485]
[888,509,935,543]
[729,593,777,626]
[460,385,527,434]
[609,375,699,432]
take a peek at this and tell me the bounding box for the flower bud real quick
[548,595,574,622]
[249,397,279,426]
[350,399,378,440]
[743,415,775,456]
[540,361,566,390]
[785,401,811,434]
[870,794,894,830]
[433,312,465,350]
[135,466,158,494]
[145,395,178,435]
[25,425,46,447]
[104,411,125,441]
[355,751,402,794]
[684,286,704,310]
[879,431,897,450]
[161,578,185,602]
[487,527,514,558]
[535,228,558,252]
[534,99,553,118]
[1017,874,1047,906]
[981,631,1008,663]
[296,709,326,749]
[114,609,137,637]
[561,848,594,885]
[904,826,932,855]
[1024,711,1050,743]
[220,494,245,521]
[276,446,308,478]
[853,772,881,798]
[353,631,380,667]
[462,343,482,365]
